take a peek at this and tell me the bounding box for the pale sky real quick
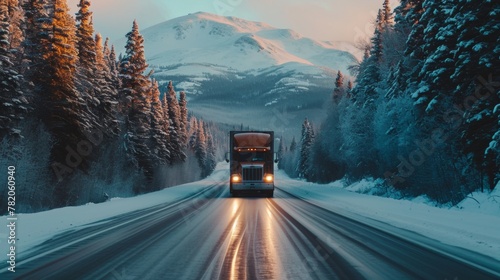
[68,0,392,43]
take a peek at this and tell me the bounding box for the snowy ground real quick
[2,162,499,265]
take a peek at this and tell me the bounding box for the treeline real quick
[280,0,499,203]
[0,0,217,212]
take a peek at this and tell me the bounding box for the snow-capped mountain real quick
[118,12,358,135]
[138,12,356,73]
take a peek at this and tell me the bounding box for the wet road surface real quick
[4,179,500,279]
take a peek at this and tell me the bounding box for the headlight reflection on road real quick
[231,199,240,218]
[226,198,245,279]
[229,212,244,280]
[230,215,240,237]
[223,200,283,280]
[266,207,273,220]
[259,203,281,279]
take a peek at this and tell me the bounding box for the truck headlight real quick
[264,174,273,182]
[231,175,241,183]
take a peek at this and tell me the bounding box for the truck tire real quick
[267,190,274,198]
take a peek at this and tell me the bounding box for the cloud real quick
[67,0,387,43]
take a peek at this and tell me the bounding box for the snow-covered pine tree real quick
[0,0,26,140]
[303,0,498,198]
[277,136,285,159]
[149,80,170,166]
[178,91,188,146]
[38,0,95,204]
[385,0,425,98]
[391,2,411,52]
[344,8,393,179]
[188,117,198,151]
[46,0,87,127]
[347,80,353,98]
[484,112,500,190]
[120,20,150,112]
[119,20,154,183]
[380,0,405,76]
[165,81,186,163]
[75,0,95,77]
[103,37,110,58]
[406,0,443,111]
[403,0,425,54]
[382,0,394,25]
[6,0,23,67]
[297,118,314,179]
[160,90,174,163]
[414,0,457,114]
[333,70,344,103]
[452,0,500,87]
[21,0,50,101]
[452,0,500,190]
[94,33,119,135]
[382,0,422,98]
[95,34,107,90]
[369,0,420,181]
[355,9,385,101]
[335,70,344,89]
[75,0,99,132]
[103,41,122,116]
[289,136,297,152]
[277,136,285,170]
[195,120,207,177]
[104,39,118,82]
[205,132,217,177]
[372,9,385,63]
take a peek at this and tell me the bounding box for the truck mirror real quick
[274,152,279,163]
[225,152,230,163]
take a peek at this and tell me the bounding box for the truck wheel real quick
[267,191,274,198]
[232,191,239,197]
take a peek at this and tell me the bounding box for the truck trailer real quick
[226,131,277,197]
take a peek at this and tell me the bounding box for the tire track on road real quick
[7,182,226,279]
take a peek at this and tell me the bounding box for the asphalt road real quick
[3,180,500,280]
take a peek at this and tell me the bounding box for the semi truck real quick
[226,131,277,197]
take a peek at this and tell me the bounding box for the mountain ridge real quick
[115,12,358,136]
[118,11,357,74]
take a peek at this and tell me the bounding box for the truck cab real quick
[226,131,276,197]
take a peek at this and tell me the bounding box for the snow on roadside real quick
[0,163,229,263]
[275,169,500,261]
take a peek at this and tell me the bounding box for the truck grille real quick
[242,167,263,181]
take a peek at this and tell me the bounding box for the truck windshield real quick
[237,151,267,162]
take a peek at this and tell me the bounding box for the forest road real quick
[3,174,500,279]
